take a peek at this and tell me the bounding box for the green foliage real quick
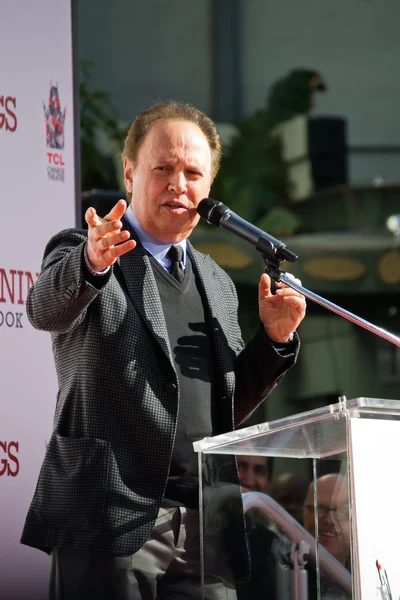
[80,60,126,191]
[211,69,325,236]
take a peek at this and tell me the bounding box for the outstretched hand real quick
[258,273,306,343]
[85,199,136,271]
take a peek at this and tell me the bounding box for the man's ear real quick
[124,158,134,193]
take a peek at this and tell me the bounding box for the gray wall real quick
[79,0,400,184]
[78,0,212,120]
[242,0,400,184]
[242,0,400,144]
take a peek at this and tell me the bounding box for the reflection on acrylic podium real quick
[194,397,400,600]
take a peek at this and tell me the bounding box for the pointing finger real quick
[104,199,127,222]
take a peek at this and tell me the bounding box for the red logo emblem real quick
[43,82,66,149]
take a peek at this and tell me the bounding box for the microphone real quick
[197,198,298,263]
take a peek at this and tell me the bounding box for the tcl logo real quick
[0,441,19,476]
[0,96,17,132]
[47,152,65,165]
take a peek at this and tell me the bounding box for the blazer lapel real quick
[188,243,236,400]
[188,243,220,325]
[117,220,173,363]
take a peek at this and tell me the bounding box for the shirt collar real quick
[125,204,187,267]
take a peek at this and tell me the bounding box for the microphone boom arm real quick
[265,259,400,348]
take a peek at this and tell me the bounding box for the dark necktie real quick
[167,245,184,283]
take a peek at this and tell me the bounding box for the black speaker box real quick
[307,117,348,191]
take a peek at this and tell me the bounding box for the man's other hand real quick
[258,273,306,343]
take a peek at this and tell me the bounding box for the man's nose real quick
[321,510,336,526]
[168,171,187,194]
[241,471,255,488]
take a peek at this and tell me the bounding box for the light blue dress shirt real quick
[124,205,187,272]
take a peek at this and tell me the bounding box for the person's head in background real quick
[303,473,350,566]
[269,472,309,524]
[237,455,273,493]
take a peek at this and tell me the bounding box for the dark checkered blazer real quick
[21,219,299,559]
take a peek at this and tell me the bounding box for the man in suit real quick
[21,101,306,600]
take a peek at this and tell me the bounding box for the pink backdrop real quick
[0,1,77,597]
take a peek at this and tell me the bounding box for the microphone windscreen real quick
[197,198,217,219]
[197,198,227,226]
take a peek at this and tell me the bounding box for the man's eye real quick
[255,467,267,475]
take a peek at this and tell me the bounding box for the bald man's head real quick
[303,474,350,565]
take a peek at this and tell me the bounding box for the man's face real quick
[124,118,213,243]
[237,456,270,493]
[303,475,350,565]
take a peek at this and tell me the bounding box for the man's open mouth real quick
[320,531,339,538]
[163,202,189,213]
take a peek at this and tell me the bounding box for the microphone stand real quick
[260,241,400,348]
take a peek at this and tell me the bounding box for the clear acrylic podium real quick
[194,397,400,600]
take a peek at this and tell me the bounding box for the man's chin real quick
[319,534,341,554]
[158,219,198,242]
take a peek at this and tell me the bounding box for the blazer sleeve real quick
[215,273,300,427]
[27,229,112,333]
[233,323,300,426]
[198,254,300,428]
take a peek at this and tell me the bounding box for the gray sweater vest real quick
[150,256,215,508]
